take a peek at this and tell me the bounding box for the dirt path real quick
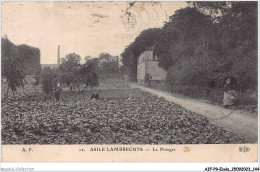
[131,84,258,143]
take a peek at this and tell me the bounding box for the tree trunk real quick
[77,84,81,93]
[6,85,10,98]
[11,88,16,99]
[201,27,206,47]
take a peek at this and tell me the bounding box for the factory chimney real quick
[57,45,60,66]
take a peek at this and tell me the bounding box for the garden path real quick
[131,83,258,143]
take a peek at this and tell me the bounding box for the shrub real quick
[41,67,58,95]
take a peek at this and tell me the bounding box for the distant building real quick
[137,46,167,85]
[41,64,59,69]
[57,45,60,66]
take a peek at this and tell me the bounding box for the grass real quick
[151,83,257,111]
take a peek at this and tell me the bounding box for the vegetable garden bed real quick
[2,88,244,144]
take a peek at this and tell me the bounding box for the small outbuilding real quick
[137,46,167,85]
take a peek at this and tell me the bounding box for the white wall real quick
[137,62,146,83]
[137,49,166,84]
[145,61,167,81]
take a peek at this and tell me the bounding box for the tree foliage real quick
[56,53,99,93]
[17,44,41,75]
[85,57,99,72]
[41,67,58,95]
[122,2,257,92]
[77,63,99,89]
[58,53,81,86]
[59,53,81,72]
[1,37,41,97]
[121,28,161,81]
[1,37,25,95]
[98,53,119,73]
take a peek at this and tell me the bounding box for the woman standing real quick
[223,78,238,108]
[55,83,62,101]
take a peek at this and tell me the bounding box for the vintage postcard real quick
[1,0,258,167]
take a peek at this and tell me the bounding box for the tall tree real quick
[59,53,81,73]
[85,57,99,73]
[98,53,118,73]
[187,1,231,22]
[41,67,58,95]
[121,28,161,81]
[84,55,92,64]
[121,2,257,93]
[58,53,81,86]
[76,63,99,92]
[17,44,41,75]
[1,37,26,97]
[218,2,257,91]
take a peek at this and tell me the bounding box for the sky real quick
[2,1,187,64]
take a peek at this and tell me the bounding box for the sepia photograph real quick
[1,1,258,165]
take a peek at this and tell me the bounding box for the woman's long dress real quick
[223,84,236,106]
